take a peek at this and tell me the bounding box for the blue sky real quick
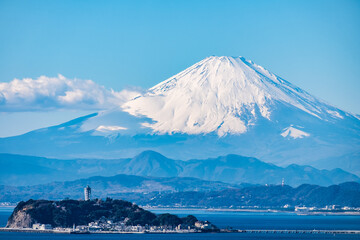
[0,0,359,137]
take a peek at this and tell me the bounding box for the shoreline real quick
[1,227,360,235]
[2,206,359,216]
[144,207,360,215]
[0,206,15,209]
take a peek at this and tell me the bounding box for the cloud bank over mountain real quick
[0,74,140,112]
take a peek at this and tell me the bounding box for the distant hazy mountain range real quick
[1,151,359,187]
[1,56,359,174]
[136,182,360,208]
[2,174,359,208]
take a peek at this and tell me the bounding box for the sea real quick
[1,207,360,240]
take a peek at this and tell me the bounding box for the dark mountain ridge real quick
[0,174,238,202]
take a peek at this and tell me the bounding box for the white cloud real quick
[0,74,140,112]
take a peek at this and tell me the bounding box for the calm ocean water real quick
[1,207,360,239]
[149,209,360,230]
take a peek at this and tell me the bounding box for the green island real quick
[4,198,217,234]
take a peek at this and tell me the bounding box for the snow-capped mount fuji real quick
[122,56,345,136]
[1,56,359,174]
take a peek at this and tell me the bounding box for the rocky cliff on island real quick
[6,198,200,229]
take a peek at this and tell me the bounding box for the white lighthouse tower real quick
[84,185,91,201]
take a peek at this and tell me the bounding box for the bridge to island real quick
[238,229,360,234]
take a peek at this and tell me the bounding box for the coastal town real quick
[15,218,216,234]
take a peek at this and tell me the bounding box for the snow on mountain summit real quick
[122,56,339,136]
[281,125,310,139]
[1,56,359,173]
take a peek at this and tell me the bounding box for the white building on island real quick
[32,223,52,230]
[84,185,91,201]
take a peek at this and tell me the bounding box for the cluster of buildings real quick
[32,224,52,230]
[294,205,360,213]
[34,218,215,233]
[70,217,208,233]
[194,220,217,230]
[0,202,15,207]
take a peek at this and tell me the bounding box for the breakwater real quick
[238,229,360,234]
